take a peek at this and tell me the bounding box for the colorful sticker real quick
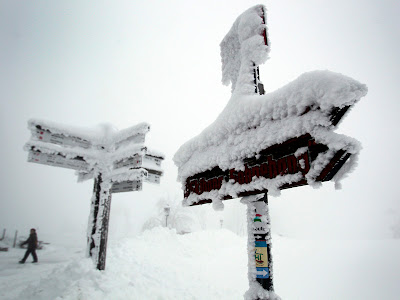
[255,241,268,268]
[254,214,262,222]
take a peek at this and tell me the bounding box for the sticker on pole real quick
[255,240,269,278]
[255,241,268,267]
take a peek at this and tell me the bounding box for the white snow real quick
[1,227,399,300]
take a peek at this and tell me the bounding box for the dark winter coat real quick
[22,232,38,250]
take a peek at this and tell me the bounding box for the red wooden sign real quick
[184,133,351,206]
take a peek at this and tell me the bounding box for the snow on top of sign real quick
[111,145,165,164]
[111,144,147,162]
[143,148,165,160]
[25,140,97,164]
[173,70,367,205]
[28,118,150,146]
[220,4,269,94]
[107,167,147,183]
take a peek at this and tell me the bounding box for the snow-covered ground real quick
[1,227,399,300]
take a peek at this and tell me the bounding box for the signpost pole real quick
[87,172,113,271]
[87,173,102,258]
[245,193,274,299]
[95,178,112,271]
[87,173,113,271]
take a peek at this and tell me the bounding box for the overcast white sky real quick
[1,0,399,242]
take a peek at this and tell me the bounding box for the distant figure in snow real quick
[19,228,38,263]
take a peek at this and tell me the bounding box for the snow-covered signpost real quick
[164,204,170,227]
[24,120,164,270]
[174,5,367,299]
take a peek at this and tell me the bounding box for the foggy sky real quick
[1,0,399,241]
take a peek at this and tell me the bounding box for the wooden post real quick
[96,178,112,270]
[86,172,113,270]
[87,174,102,258]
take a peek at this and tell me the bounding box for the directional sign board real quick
[183,133,351,205]
[113,153,162,170]
[115,134,146,150]
[113,153,163,185]
[146,169,162,184]
[31,127,91,149]
[113,122,150,150]
[143,155,162,167]
[113,154,143,170]
[111,180,142,193]
[28,149,90,171]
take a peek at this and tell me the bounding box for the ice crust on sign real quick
[220,4,270,94]
[174,69,367,205]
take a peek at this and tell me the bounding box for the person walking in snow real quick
[19,228,38,263]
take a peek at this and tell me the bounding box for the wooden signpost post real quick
[174,5,367,299]
[25,120,164,270]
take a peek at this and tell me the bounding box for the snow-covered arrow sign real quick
[175,50,367,208]
[27,149,90,171]
[111,180,142,193]
[30,125,91,149]
[112,152,163,185]
[24,119,164,271]
[174,4,367,299]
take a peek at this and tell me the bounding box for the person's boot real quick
[18,260,25,264]
[32,260,38,263]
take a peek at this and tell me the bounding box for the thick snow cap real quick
[220,4,270,94]
[173,70,367,205]
[27,119,151,146]
[174,70,367,179]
